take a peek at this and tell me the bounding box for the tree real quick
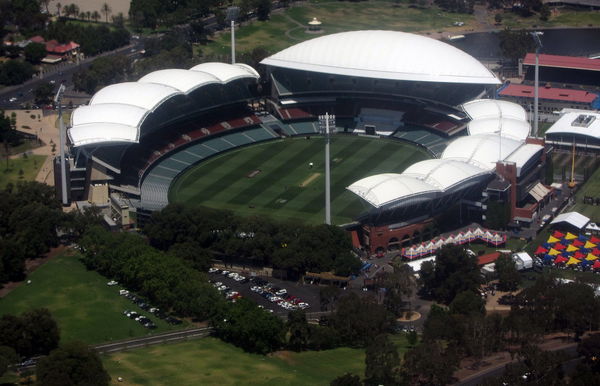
[101,3,112,23]
[364,334,400,386]
[449,290,486,316]
[494,13,503,24]
[36,341,110,386]
[382,263,414,316]
[56,2,62,16]
[420,244,481,304]
[330,373,361,386]
[91,10,100,22]
[499,28,535,62]
[0,60,35,86]
[495,254,520,291]
[287,310,310,351]
[401,340,459,385]
[20,308,60,358]
[485,200,511,230]
[539,4,550,21]
[255,0,272,21]
[34,82,55,105]
[24,42,47,64]
[495,345,563,385]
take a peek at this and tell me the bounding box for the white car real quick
[234,275,245,282]
[298,302,310,309]
[208,267,219,273]
[228,272,238,279]
[107,280,118,286]
[119,289,129,296]
[275,289,287,296]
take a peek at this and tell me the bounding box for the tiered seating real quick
[278,107,313,121]
[393,126,451,157]
[245,126,278,142]
[287,121,318,135]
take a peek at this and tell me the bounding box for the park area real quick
[104,338,365,385]
[572,162,600,222]
[0,154,46,188]
[0,251,187,345]
[169,135,429,224]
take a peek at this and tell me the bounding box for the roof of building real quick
[499,83,598,104]
[523,53,600,72]
[68,63,259,147]
[504,143,544,176]
[347,173,439,208]
[467,117,531,141]
[441,134,523,170]
[551,211,590,229]
[478,252,501,266]
[402,159,489,191]
[261,30,500,85]
[462,99,528,121]
[545,110,600,140]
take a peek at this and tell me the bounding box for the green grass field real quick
[572,162,600,222]
[0,154,46,189]
[104,337,365,386]
[202,1,475,57]
[494,8,600,29]
[169,135,430,224]
[0,252,187,345]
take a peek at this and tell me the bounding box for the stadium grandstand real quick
[347,99,549,255]
[63,30,551,250]
[520,53,600,89]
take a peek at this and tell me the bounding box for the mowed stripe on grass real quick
[103,337,365,386]
[169,136,430,224]
[0,252,186,345]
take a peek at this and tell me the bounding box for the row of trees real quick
[79,226,222,319]
[0,309,59,362]
[144,204,361,280]
[45,20,130,57]
[0,59,35,86]
[434,0,475,14]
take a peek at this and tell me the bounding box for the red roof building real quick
[523,53,600,72]
[478,252,501,266]
[499,84,598,104]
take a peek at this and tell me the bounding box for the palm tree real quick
[86,11,91,21]
[56,2,62,16]
[101,3,112,23]
[91,11,100,23]
[79,11,86,20]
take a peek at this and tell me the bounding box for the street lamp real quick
[54,84,68,206]
[530,31,543,137]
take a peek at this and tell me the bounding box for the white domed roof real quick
[468,117,531,141]
[442,134,522,170]
[347,173,439,208]
[462,99,527,121]
[261,30,500,84]
[402,159,490,191]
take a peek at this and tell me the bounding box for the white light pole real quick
[231,20,236,64]
[54,84,68,206]
[319,113,335,225]
[531,31,543,137]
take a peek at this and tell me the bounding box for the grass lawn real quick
[169,135,430,225]
[494,9,600,29]
[0,154,46,189]
[571,163,600,222]
[104,337,366,386]
[202,1,475,57]
[0,252,187,345]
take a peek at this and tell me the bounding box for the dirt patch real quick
[270,350,297,365]
[0,245,68,298]
[299,173,321,188]
[396,311,421,322]
[247,169,261,178]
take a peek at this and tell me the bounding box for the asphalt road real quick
[0,39,145,110]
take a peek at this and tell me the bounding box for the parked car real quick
[107,280,118,286]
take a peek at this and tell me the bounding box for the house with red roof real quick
[27,36,80,63]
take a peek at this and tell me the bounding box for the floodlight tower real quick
[226,6,240,64]
[319,113,335,225]
[531,31,543,137]
[54,84,68,206]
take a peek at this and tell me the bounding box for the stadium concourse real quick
[62,30,550,253]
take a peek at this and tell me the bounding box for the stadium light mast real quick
[231,20,236,64]
[54,84,68,206]
[531,31,543,137]
[319,113,335,225]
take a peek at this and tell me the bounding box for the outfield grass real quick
[169,135,430,224]
[572,164,600,222]
[203,1,475,57]
[104,337,366,386]
[0,154,46,189]
[0,252,187,345]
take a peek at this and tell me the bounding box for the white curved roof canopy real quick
[468,117,531,141]
[69,62,260,147]
[261,30,500,84]
[546,111,600,140]
[139,69,221,94]
[68,123,139,146]
[90,82,182,110]
[71,104,148,128]
[505,143,543,176]
[402,159,490,191]
[462,99,527,121]
[347,173,439,208]
[190,62,260,82]
[442,134,523,170]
